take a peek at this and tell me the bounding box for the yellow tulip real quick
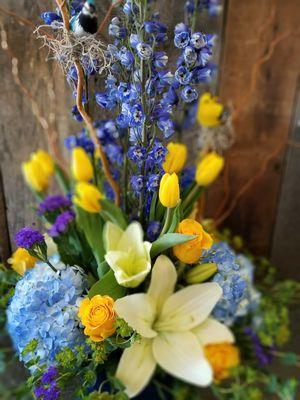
[72,147,93,182]
[22,150,54,192]
[163,142,187,174]
[73,182,103,213]
[173,219,213,264]
[32,150,55,176]
[7,248,37,276]
[204,343,240,382]
[78,295,116,342]
[197,92,224,128]
[195,152,224,186]
[159,173,180,208]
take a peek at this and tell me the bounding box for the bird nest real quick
[198,117,235,154]
[34,23,112,75]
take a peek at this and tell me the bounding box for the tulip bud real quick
[159,173,180,208]
[163,142,187,174]
[197,92,223,128]
[195,152,224,186]
[72,147,93,182]
[32,150,55,176]
[7,248,37,276]
[185,262,217,284]
[73,182,103,213]
[22,150,54,192]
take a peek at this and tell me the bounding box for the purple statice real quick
[244,327,274,367]
[34,383,61,400]
[15,227,45,250]
[41,366,59,385]
[38,195,72,216]
[147,221,161,242]
[48,211,75,238]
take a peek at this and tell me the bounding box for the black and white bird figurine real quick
[70,0,98,36]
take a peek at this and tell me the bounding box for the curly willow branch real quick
[54,0,121,205]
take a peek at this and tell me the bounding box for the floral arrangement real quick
[1,1,300,400]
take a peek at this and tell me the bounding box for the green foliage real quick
[89,269,126,300]
[150,233,196,258]
[100,199,128,230]
[0,265,19,329]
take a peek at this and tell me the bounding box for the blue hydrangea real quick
[7,261,87,368]
[202,242,248,326]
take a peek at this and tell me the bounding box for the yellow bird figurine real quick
[197,92,224,128]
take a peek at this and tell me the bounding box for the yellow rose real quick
[78,295,116,342]
[195,152,224,186]
[204,343,240,382]
[197,92,224,128]
[22,150,54,192]
[159,173,180,208]
[73,182,103,213]
[7,248,37,275]
[163,142,187,174]
[72,147,93,182]
[173,219,213,264]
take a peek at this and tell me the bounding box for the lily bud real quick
[159,173,180,208]
[22,150,54,192]
[163,142,187,174]
[185,262,217,284]
[72,147,93,182]
[195,152,224,186]
[73,182,103,213]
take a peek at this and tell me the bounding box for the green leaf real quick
[88,270,126,300]
[149,192,157,221]
[150,233,196,258]
[97,260,110,279]
[54,164,70,193]
[167,202,181,233]
[100,199,128,229]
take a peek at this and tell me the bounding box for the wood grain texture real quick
[206,0,300,256]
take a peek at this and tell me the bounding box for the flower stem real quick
[160,207,172,236]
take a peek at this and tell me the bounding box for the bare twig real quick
[96,0,123,36]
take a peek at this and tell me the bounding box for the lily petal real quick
[116,338,156,398]
[148,255,177,313]
[155,282,222,332]
[114,294,157,338]
[104,222,123,251]
[118,222,144,253]
[153,331,213,386]
[193,317,235,345]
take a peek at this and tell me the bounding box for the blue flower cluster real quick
[185,0,222,17]
[202,242,248,326]
[15,227,45,250]
[6,261,87,367]
[35,366,61,400]
[48,210,76,238]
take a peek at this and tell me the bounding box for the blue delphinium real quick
[6,261,87,367]
[202,242,248,326]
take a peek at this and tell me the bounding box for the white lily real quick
[114,255,234,398]
[104,221,152,288]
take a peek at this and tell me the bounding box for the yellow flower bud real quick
[22,150,54,192]
[173,219,213,264]
[185,262,217,284]
[78,295,116,342]
[32,150,55,176]
[72,147,93,182]
[195,152,224,186]
[73,182,103,213]
[204,343,240,382]
[163,142,187,174]
[197,92,224,127]
[159,173,180,208]
[7,248,37,276]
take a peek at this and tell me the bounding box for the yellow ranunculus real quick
[163,142,187,174]
[78,295,116,342]
[22,150,54,192]
[204,343,240,382]
[197,92,223,128]
[72,147,93,182]
[159,173,180,208]
[73,182,103,213]
[7,248,37,275]
[195,152,224,186]
[173,219,213,264]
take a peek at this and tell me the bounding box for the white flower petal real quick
[114,294,157,338]
[153,331,213,386]
[118,222,144,253]
[104,222,124,251]
[156,282,222,332]
[193,318,235,345]
[116,338,156,398]
[148,255,177,313]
